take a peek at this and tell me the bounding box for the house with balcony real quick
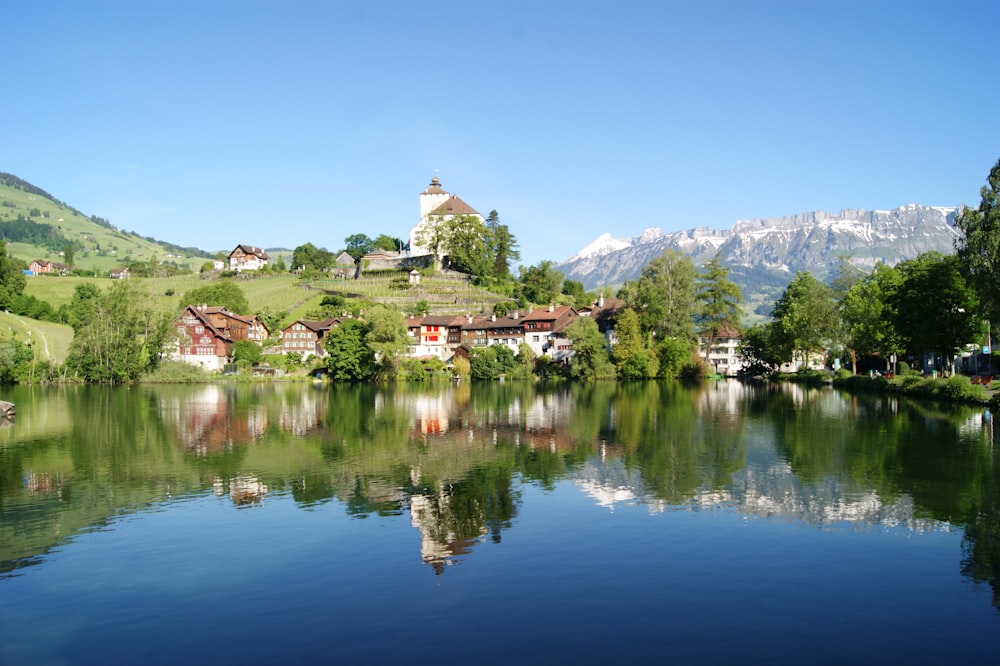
[228,244,269,271]
[200,307,271,344]
[522,305,578,360]
[281,318,342,357]
[696,324,744,377]
[172,306,233,371]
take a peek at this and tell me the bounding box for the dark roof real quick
[230,244,269,260]
[421,176,448,195]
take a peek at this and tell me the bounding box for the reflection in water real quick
[1,380,999,600]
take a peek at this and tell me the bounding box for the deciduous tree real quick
[770,271,838,368]
[618,249,696,341]
[955,157,1000,323]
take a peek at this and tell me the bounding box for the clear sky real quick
[4,0,998,267]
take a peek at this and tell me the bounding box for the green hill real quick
[0,173,213,274]
[0,311,72,365]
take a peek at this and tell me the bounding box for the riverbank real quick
[770,370,998,408]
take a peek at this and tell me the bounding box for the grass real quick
[0,311,73,364]
[0,177,214,273]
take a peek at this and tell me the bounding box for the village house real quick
[522,305,578,360]
[200,307,271,344]
[459,315,492,351]
[281,318,342,357]
[172,305,233,371]
[577,295,625,350]
[28,260,69,276]
[405,314,465,360]
[109,267,130,279]
[486,312,526,350]
[228,244,269,271]
[697,324,744,377]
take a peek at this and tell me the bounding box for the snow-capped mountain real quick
[556,205,960,309]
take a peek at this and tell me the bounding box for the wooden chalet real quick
[200,306,270,344]
[228,244,269,271]
[173,305,233,371]
[281,318,342,357]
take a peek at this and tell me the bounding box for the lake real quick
[1,379,999,664]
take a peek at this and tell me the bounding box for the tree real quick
[183,280,250,313]
[739,322,791,375]
[66,281,171,383]
[61,282,101,329]
[325,319,375,381]
[231,339,263,366]
[274,254,287,272]
[373,234,403,253]
[364,304,408,379]
[293,242,335,271]
[443,215,492,278]
[891,252,983,374]
[519,261,563,306]
[485,210,520,278]
[618,249,696,340]
[955,157,1000,324]
[0,239,27,311]
[64,243,75,267]
[565,316,615,380]
[695,253,743,359]
[612,307,659,379]
[414,217,451,265]
[0,334,34,383]
[770,271,838,368]
[840,263,903,373]
[344,234,375,263]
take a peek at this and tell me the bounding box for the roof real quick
[180,305,233,343]
[428,195,480,218]
[421,176,448,195]
[285,318,342,333]
[230,244,269,260]
[523,305,576,322]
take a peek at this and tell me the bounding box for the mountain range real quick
[554,204,961,316]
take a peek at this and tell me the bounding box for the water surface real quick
[1,380,998,664]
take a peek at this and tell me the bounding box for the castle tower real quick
[418,176,450,220]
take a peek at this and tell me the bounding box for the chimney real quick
[491,314,496,321]
[549,303,554,312]
[512,311,518,319]
[598,295,605,307]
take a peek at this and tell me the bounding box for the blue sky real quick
[4,1,998,267]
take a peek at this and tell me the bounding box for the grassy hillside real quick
[23,270,512,335]
[0,173,214,273]
[0,311,73,365]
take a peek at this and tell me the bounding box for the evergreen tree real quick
[695,253,743,359]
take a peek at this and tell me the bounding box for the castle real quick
[408,176,483,257]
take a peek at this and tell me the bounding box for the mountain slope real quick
[556,204,960,314]
[0,172,212,273]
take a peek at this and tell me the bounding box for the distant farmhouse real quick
[27,260,69,276]
[228,244,269,271]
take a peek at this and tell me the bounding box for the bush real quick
[142,359,209,383]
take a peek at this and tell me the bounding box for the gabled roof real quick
[428,195,480,218]
[180,305,233,343]
[284,318,342,334]
[523,305,577,322]
[230,244,269,260]
[420,315,463,328]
